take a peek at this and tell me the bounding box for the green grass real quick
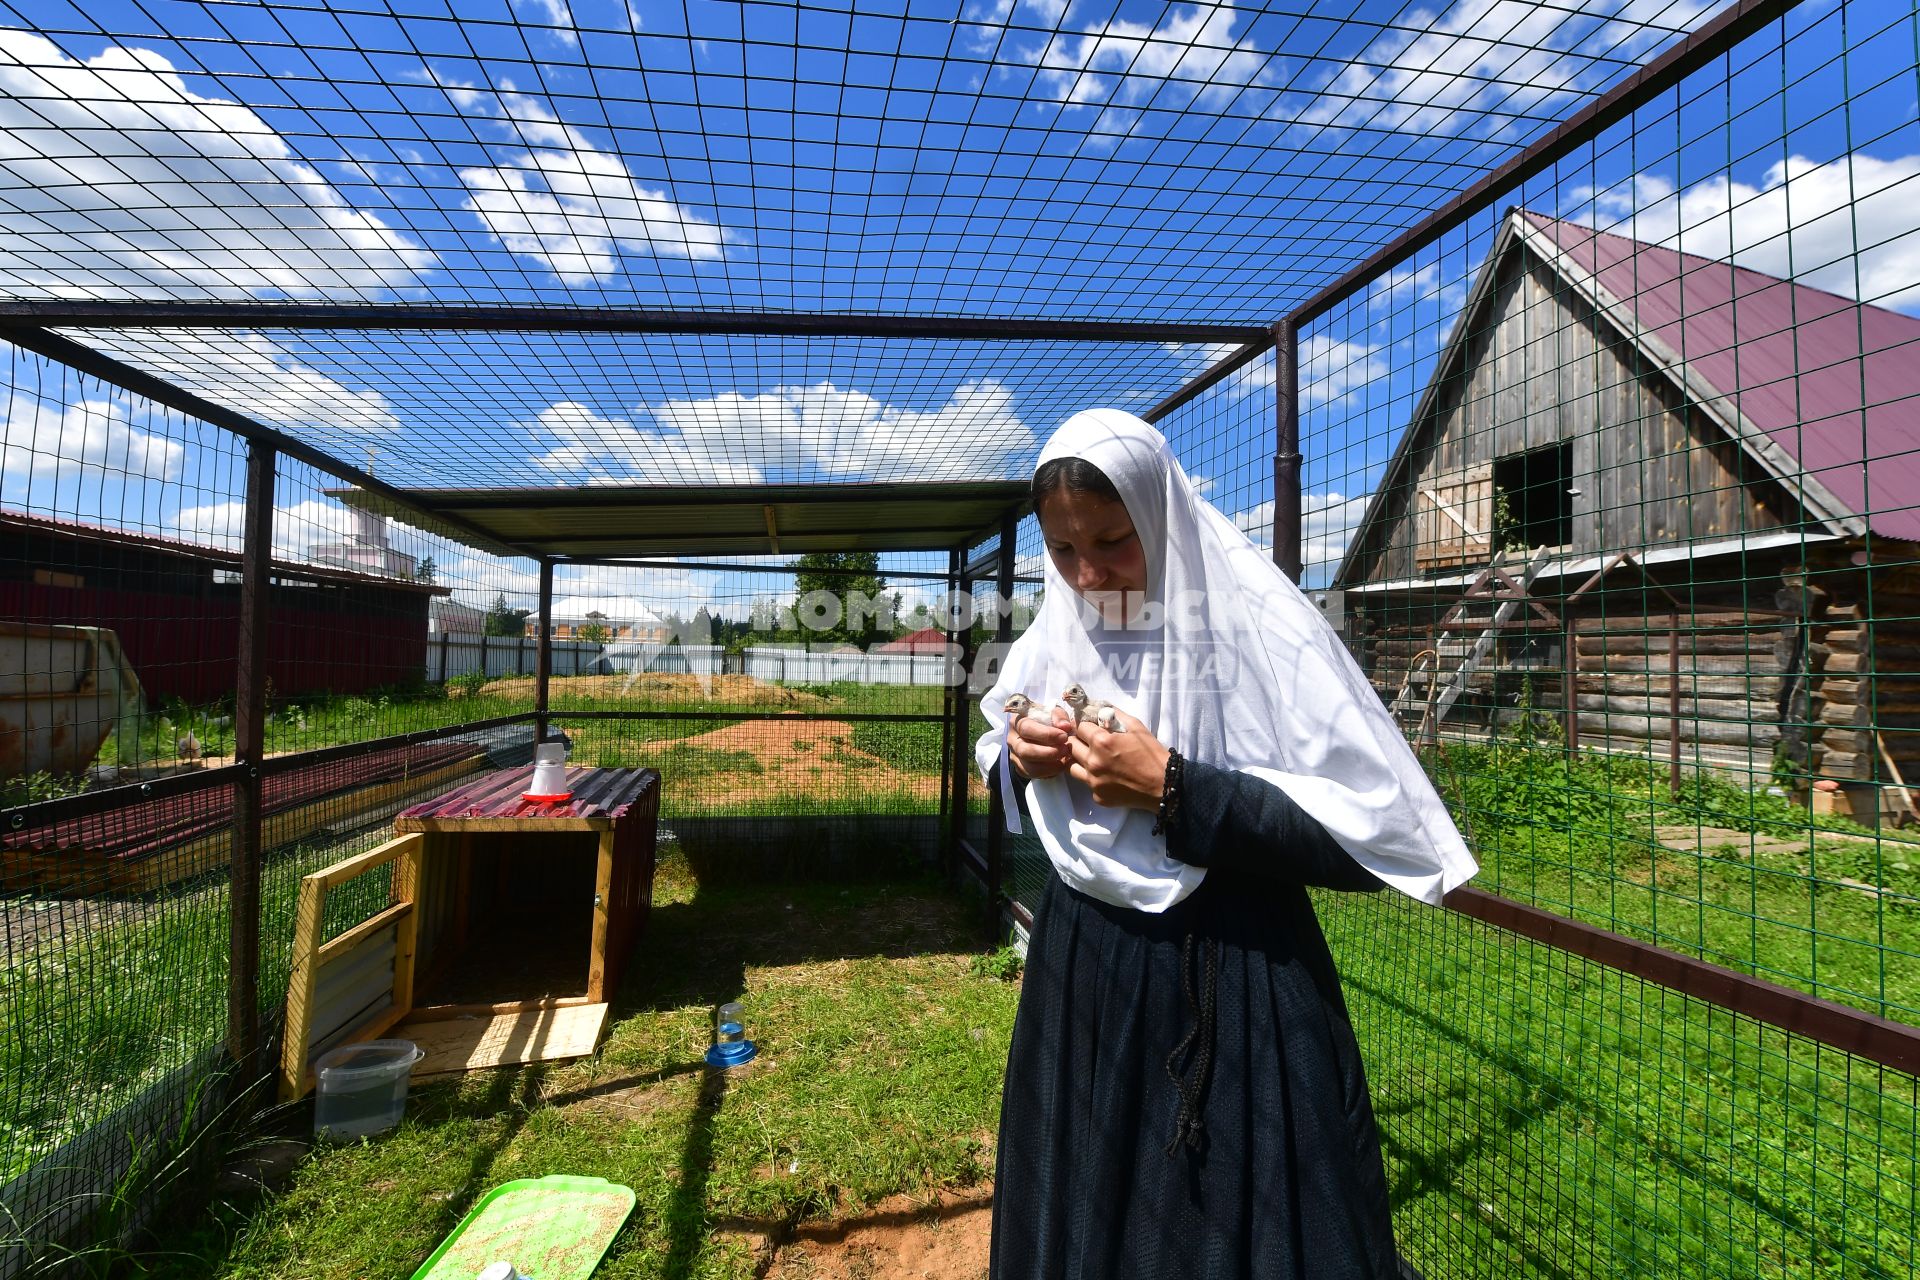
[87,674,947,773]
[142,853,1018,1279]
[1429,739,1920,1020]
[0,823,407,1184]
[1320,888,1918,1279]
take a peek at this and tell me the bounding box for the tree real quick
[485,592,531,637]
[788,551,887,647]
[413,555,436,585]
[576,620,612,645]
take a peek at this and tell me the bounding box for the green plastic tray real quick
[410,1175,636,1280]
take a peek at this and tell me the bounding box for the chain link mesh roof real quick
[0,0,1727,508]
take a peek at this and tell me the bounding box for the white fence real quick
[427,636,724,682]
[428,637,963,687]
[742,645,953,686]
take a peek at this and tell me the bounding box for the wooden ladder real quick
[1419,546,1556,733]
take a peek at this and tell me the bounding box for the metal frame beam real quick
[1,301,1266,346]
[1285,0,1794,330]
[3,327,534,560]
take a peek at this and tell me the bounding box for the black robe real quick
[989,758,1401,1280]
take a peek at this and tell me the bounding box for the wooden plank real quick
[316,901,414,966]
[403,1001,609,1078]
[278,875,328,1102]
[406,996,596,1022]
[589,828,614,1002]
[391,833,419,1043]
[314,832,423,891]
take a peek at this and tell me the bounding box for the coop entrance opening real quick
[1493,441,1574,550]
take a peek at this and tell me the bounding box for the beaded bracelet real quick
[1151,748,1185,835]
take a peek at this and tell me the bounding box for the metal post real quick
[940,548,961,875]
[986,511,1018,926]
[228,441,273,1070]
[536,560,555,744]
[1272,319,1303,583]
[1670,611,1683,797]
[438,628,450,684]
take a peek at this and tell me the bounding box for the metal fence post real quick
[229,441,273,1071]
[536,560,554,744]
[1272,318,1302,584]
[940,548,960,874]
[986,512,1017,926]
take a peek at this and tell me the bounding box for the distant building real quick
[307,506,419,581]
[430,597,488,635]
[875,626,951,653]
[2,508,444,703]
[531,596,669,642]
[1334,208,1920,811]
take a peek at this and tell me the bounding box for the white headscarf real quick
[975,409,1476,912]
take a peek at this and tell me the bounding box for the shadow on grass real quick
[608,861,984,1278]
[1344,960,1869,1278]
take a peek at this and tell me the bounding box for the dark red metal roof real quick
[6,740,484,864]
[1523,212,1920,542]
[874,626,951,653]
[0,508,448,595]
[396,766,657,825]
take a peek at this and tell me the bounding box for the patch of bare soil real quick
[765,1187,993,1280]
[669,719,940,802]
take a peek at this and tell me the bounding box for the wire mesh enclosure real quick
[0,0,1916,1276]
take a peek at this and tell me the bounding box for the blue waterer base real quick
[705,1040,758,1068]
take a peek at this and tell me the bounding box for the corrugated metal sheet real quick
[1525,212,1920,541]
[335,481,1031,557]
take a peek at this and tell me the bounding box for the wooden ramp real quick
[405,1002,610,1079]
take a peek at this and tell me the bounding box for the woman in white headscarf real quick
[977,410,1475,1280]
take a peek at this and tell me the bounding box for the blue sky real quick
[1,0,1913,611]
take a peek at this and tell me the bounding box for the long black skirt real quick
[990,870,1399,1280]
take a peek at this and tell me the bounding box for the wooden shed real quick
[1333,209,1920,815]
[0,509,448,706]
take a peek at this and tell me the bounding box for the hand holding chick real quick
[1002,692,1073,781]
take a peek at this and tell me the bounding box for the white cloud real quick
[1020,3,1281,115]
[518,0,579,45]
[84,329,402,433]
[1575,152,1920,311]
[1231,490,1367,568]
[171,496,358,561]
[444,80,727,280]
[1284,0,1714,140]
[0,28,434,299]
[0,395,184,484]
[531,399,765,484]
[1300,334,1385,407]
[643,378,1035,481]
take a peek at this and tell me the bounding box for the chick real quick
[1060,684,1126,733]
[176,730,201,762]
[1001,693,1035,726]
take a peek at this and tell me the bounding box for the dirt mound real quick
[765,1187,993,1280]
[664,719,940,802]
[473,673,831,708]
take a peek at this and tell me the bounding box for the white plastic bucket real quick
[312,1039,425,1141]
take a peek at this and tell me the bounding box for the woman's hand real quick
[1008,706,1075,780]
[1067,710,1170,811]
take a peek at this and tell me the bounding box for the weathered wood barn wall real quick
[1332,209,1920,816]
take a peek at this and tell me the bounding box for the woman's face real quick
[1037,487,1148,625]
